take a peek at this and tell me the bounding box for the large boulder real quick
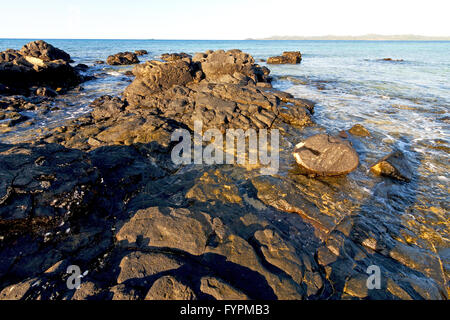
[0,41,82,95]
[134,50,148,56]
[19,40,71,62]
[116,206,212,256]
[161,52,191,61]
[370,150,412,182]
[106,52,139,65]
[193,49,271,85]
[293,134,359,176]
[267,51,302,64]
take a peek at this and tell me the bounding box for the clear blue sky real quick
[1,0,449,39]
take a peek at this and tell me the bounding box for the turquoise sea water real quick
[1,40,449,242]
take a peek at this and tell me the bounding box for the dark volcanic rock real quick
[35,87,58,97]
[89,95,127,121]
[370,150,413,182]
[161,52,191,61]
[124,59,196,99]
[293,134,359,176]
[116,207,213,255]
[2,47,444,302]
[193,49,271,85]
[0,143,99,240]
[0,41,82,95]
[106,52,140,65]
[121,49,311,134]
[267,51,302,64]
[19,40,72,62]
[134,50,148,56]
[74,64,89,71]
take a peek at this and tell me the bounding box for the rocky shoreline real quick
[0,41,448,300]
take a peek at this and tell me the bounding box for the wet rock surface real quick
[0,48,448,301]
[0,143,99,240]
[371,150,413,182]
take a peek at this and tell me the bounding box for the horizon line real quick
[1,38,450,41]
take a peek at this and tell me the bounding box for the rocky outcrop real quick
[293,134,359,176]
[134,50,148,56]
[0,47,447,302]
[0,41,82,95]
[106,52,139,65]
[124,59,198,99]
[120,49,311,134]
[192,49,271,85]
[19,40,72,62]
[370,150,413,181]
[267,51,302,64]
[161,52,191,61]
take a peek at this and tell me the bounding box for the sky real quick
[1,0,449,39]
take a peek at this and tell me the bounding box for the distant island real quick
[247,34,450,41]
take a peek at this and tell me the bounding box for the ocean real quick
[1,39,449,251]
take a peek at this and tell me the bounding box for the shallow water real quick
[1,39,449,256]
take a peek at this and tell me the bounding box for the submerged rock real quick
[348,124,370,137]
[379,58,404,62]
[267,51,302,64]
[293,134,359,176]
[106,52,139,65]
[370,150,413,182]
[35,87,58,97]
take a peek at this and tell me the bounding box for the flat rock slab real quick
[370,150,412,182]
[115,206,212,256]
[293,134,359,176]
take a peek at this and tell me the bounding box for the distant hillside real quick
[248,34,450,41]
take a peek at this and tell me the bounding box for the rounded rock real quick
[293,134,359,176]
